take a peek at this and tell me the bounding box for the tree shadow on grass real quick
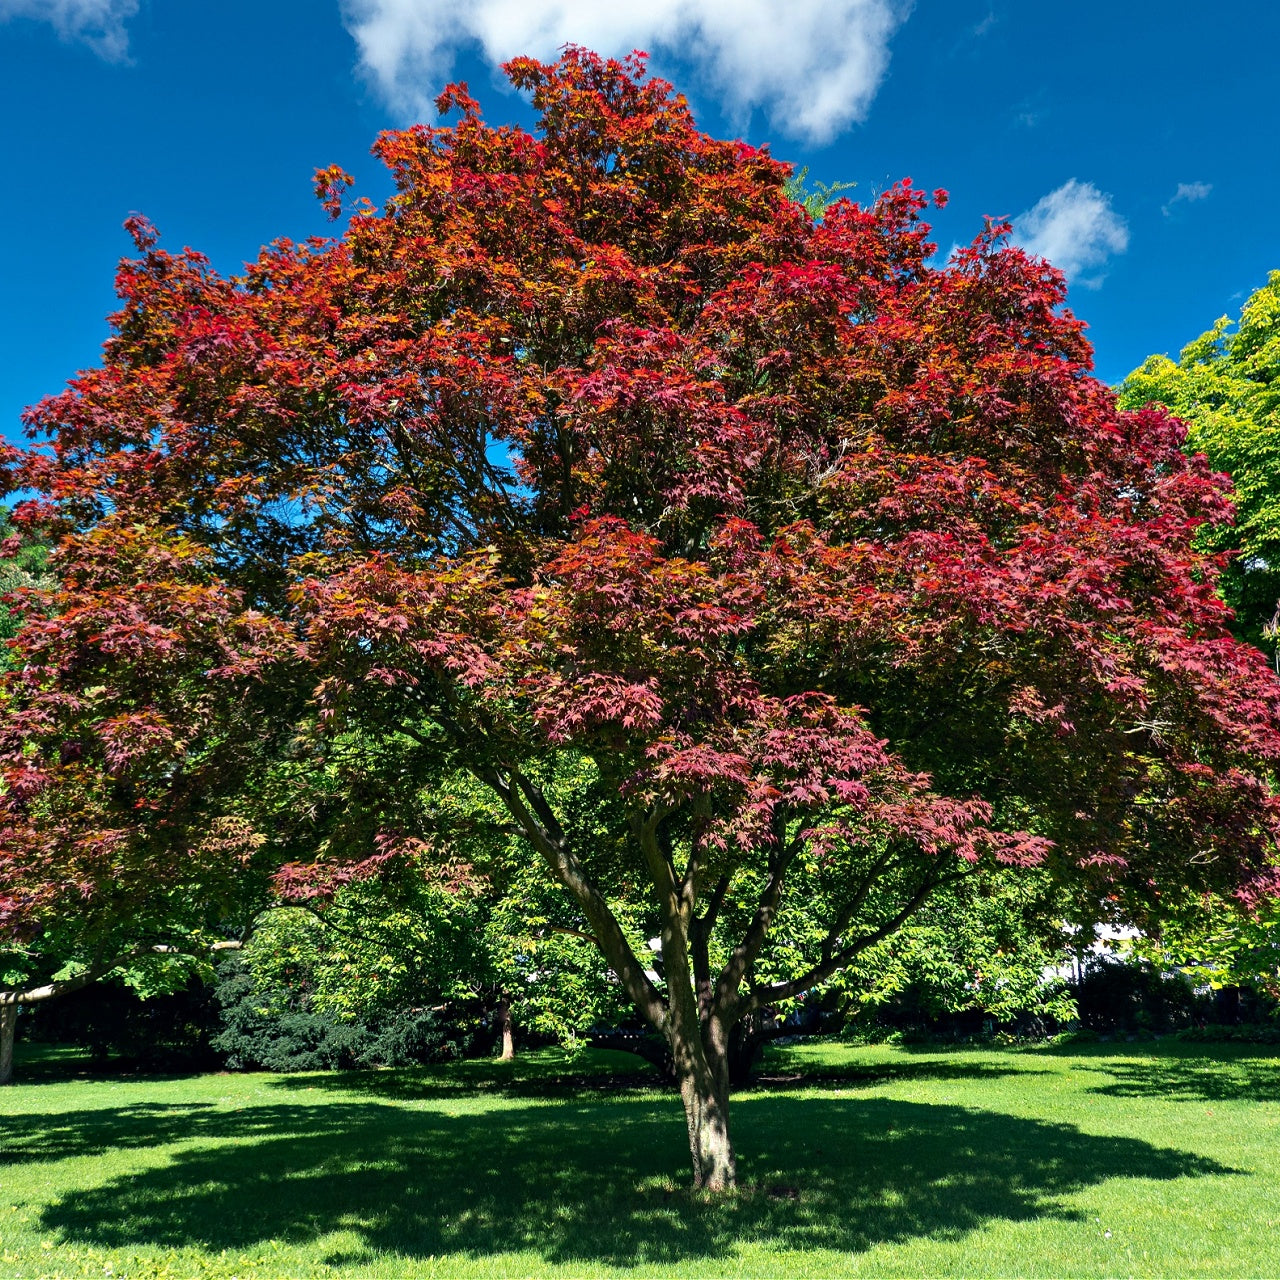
[1083,1053,1280,1104]
[2,1102,226,1165]
[7,1042,205,1087]
[750,1057,1048,1090]
[277,1064,668,1104]
[24,1092,1233,1269]
[1010,1039,1280,1104]
[280,1051,1035,1106]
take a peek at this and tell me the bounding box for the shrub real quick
[212,954,467,1071]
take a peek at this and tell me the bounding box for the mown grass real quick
[2,1037,1279,1277]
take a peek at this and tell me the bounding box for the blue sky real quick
[2,0,1277,446]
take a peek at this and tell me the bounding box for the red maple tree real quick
[4,49,1279,1185]
[0,526,289,1082]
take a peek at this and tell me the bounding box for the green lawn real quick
[2,1038,1279,1277]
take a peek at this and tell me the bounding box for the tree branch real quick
[711,840,801,1019]
[545,924,599,946]
[254,901,367,942]
[0,943,150,1007]
[821,848,895,963]
[480,763,667,1030]
[2,935,253,1009]
[698,875,731,933]
[748,865,970,1006]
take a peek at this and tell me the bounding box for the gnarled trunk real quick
[673,1030,736,1190]
[0,1004,15,1086]
[666,941,738,1190]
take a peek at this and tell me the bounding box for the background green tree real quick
[258,764,645,1060]
[1131,891,1280,1006]
[1119,271,1280,657]
[832,869,1076,1032]
[0,505,52,665]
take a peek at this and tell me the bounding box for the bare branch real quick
[698,875,731,933]
[545,924,599,946]
[711,841,802,1016]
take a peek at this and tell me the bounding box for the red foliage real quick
[3,46,1278,1017]
[0,525,296,947]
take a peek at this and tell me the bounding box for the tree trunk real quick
[655,879,739,1191]
[727,1009,778,1088]
[496,996,516,1061]
[0,1004,16,1087]
[673,1030,736,1190]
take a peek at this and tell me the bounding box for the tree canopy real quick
[4,48,1280,1186]
[1119,271,1280,656]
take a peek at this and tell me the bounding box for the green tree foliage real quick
[219,873,636,1069]
[836,870,1076,1029]
[268,763,645,1051]
[1119,271,1280,655]
[262,866,637,1051]
[782,166,856,220]
[0,506,52,666]
[1133,892,1280,1004]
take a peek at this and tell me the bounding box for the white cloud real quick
[1013,179,1129,289]
[0,0,138,60]
[1162,181,1212,216]
[340,0,913,145]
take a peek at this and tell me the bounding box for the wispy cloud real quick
[340,0,913,145]
[0,0,137,60]
[1162,181,1212,217]
[1009,89,1049,130]
[1013,179,1129,288]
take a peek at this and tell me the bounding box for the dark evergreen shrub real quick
[364,1009,467,1066]
[212,955,465,1070]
